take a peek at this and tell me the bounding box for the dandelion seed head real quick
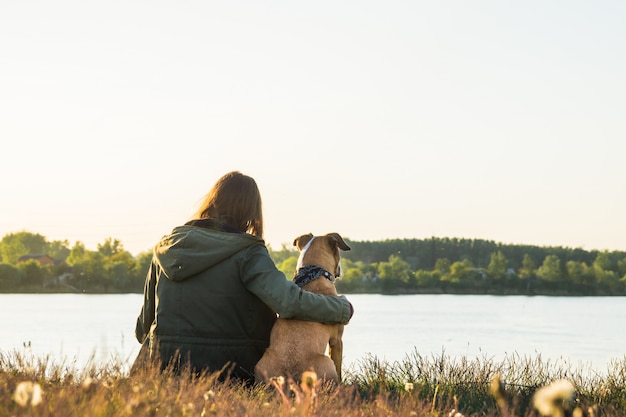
[183,402,195,413]
[204,389,215,401]
[489,373,506,400]
[13,381,43,407]
[81,376,96,391]
[302,371,317,385]
[533,379,576,417]
[301,371,318,393]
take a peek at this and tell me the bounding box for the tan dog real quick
[255,232,351,385]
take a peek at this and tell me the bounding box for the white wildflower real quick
[204,389,215,401]
[533,379,576,417]
[13,381,43,407]
[301,371,318,393]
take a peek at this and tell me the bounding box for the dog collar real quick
[293,265,335,287]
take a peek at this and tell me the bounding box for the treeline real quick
[0,231,151,293]
[1,232,626,295]
[272,237,626,296]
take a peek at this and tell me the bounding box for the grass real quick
[2,348,625,416]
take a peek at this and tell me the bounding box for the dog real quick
[254,232,351,386]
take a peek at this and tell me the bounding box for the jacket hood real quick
[153,225,263,281]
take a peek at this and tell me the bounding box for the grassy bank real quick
[1,349,625,416]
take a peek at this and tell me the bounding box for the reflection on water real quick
[1,293,625,373]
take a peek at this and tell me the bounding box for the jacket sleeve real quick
[240,245,352,324]
[134,261,157,343]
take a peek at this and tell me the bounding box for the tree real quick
[269,244,299,264]
[414,270,439,287]
[434,258,451,274]
[71,251,105,290]
[378,255,413,291]
[447,259,475,284]
[0,238,28,265]
[66,242,87,266]
[519,254,536,280]
[17,260,45,287]
[566,261,595,287]
[593,251,613,270]
[97,238,125,257]
[537,255,562,282]
[0,263,21,289]
[130,251,153,292]
[1,231,47,258]
[47,240,71,261]
[593,254,621,293]
[618,257,626,278]
[337,259,365,285]
[107,261,131,291]
[335,259,370,292]
[487,251,508,282]
[276,256,298,278]
[378,255,412,283]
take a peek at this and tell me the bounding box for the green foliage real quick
[0,263,20,289]
[0,231,73,266]
[537,255,562,282]
[267,243,298,264]
[378,255,411,280]
[618,257,626,277]
[487,251,508,282]
[566,260,595,287]
[434,257,451,274]
[66,241,86,266]
[46,240,71,261]
[414,269,439,287]
[0,232,151,293]
[131,251,153,292]
[519,254,536,280]
[275,256,298,278]
[16,260,45,287]
[447,259,476,285]
[2,231,626,295]
[97,238,125,257]
[0,237,28,264]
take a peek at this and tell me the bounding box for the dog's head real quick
[293,233,351,280]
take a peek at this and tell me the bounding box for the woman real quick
[134,171,353,381]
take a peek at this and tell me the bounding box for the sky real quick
[1,1,625,256]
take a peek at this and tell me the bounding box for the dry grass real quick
[2,349,625,416]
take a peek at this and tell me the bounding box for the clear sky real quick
[2,1,625,256]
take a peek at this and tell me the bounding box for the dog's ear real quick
[325,233,351,251]
[293,233,314,250]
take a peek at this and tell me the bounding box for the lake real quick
[2,293,624,375]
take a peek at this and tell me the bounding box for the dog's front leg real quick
[329,325,344,381]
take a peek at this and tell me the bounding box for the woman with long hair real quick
[134,171,353,382]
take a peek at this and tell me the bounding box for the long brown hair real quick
[192,171,264,238]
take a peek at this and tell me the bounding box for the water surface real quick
[2,294,624,374]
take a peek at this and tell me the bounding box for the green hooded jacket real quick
[134,220,352,380]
